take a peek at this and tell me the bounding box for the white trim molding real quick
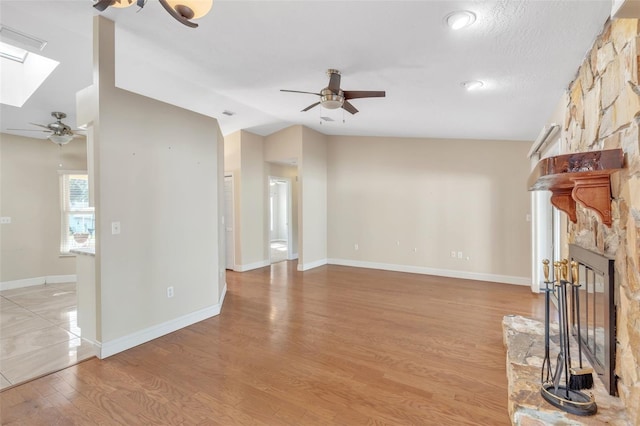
[327,259,530,286]
[100,283,227,359]
[297,258,328,271]
[0,274,77,291]
[234,260,270,272]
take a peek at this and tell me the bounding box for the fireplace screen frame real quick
[569,244,617,396]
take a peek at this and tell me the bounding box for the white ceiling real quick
[0,0,612,142]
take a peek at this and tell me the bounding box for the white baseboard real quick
[100,284,227,359]
[234,260,270,272]
[80,337,102,358]
[297,258,328,271]
[289,253,299,260]
[0,274,77,291]
[327,258,531,286]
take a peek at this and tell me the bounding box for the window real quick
[60,172,94,254]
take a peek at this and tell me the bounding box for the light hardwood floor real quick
[0,262,544,425]
[0,283,95,390]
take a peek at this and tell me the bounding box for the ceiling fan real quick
[281,69,385,115]
[8,112,84,146]
[92,0,212,28]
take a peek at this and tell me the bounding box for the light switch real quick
[0,217,11,224]
[111,221,121,235]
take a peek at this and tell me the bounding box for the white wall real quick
[327,135,532,284]
[0,134,87,284]
[90,17,223,352]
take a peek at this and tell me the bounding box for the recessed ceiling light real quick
[445,10,476,30]
[461,80,484,91]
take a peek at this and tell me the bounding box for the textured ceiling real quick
[0,0,612,142]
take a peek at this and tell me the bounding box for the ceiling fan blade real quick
[281,90,321,96]
[301,102,321,112]
[343,90,386,100]
[328,72,341,94]
[93,0,114,11]
[28,123,52,129]
[342,101,359,115]
[7,128,51,133]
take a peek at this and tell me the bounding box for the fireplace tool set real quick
[540,259,598,416]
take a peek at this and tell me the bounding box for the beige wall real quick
[240,130,267,266]
[264,125,302,163]
[327,135,532,283]
[0,134,87,283]
[224,130,242,268]
[91,17,223,348]
[299,127,327,270]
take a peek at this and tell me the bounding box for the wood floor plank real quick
[0,262,544,425]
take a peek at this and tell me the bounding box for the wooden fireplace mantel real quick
[528,148,624,227]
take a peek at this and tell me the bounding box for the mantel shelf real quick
[528,149,624,227]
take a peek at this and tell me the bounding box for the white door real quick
[224,176,234,270]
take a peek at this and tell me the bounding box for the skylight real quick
[0,41,28,63]
[0,43,58,107]
[0,25,57,107]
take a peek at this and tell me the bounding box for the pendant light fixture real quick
[93,0,213,28]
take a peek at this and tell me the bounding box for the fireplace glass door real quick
[570,244,616,396]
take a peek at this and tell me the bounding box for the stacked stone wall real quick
[563,19,640,424]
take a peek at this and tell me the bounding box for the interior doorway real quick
[269,176,292,264]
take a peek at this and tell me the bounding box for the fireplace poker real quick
[541,259,553,384]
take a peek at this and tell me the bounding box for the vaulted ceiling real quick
[0,1,612,142]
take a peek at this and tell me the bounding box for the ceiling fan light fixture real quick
[445,10,476,30]
[49,134,74,145]
[164,0,213,19]
[320,88,344,110]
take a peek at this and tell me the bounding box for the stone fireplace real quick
[560,18,640,425]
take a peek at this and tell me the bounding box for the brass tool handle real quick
[571,260,579,286]
[554,261,561,285]
[542,259,550,282]
[561,259,569,282]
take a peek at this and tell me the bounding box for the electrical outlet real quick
[457,251,463,259]
[167,286,174,298]
[450,250,456,258]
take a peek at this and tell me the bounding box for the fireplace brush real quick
[540,259,597,416]
[569,260,594,390]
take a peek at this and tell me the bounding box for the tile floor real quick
[270,240,288,263]
[0,282,95,390]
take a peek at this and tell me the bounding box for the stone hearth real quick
[503,315,629,425]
